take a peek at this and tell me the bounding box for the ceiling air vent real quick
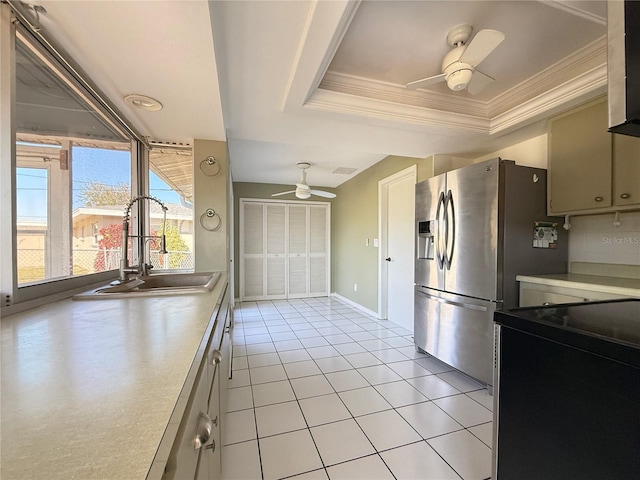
[332,167,358,175]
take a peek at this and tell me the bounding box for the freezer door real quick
[444,160,500,300]
[414,287,496,386]
[415,174,445,290]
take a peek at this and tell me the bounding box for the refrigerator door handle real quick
[444,189,455,270]
[435,191,446,269]
[416,289,489,312]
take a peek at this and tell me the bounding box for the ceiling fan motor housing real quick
[442,46,473,90]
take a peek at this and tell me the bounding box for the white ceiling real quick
[29,0,607,189]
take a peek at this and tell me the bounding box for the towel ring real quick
[199,156,221,176]
[200,208,221,231]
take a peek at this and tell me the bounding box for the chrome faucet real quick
[119,195,168,282]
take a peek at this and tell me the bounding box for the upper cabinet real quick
[548,98,640,215]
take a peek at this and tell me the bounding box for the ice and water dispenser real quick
[417,220,435,260]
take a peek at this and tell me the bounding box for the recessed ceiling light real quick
[124,94,163,111]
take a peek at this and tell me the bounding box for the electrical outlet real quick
[354,283,358,292]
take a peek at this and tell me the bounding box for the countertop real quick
[516,273,640,297]
[0,273,227,480]
[495,299,640,367]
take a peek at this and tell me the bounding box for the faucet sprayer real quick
[119,195,168,282]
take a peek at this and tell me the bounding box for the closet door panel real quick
[241,203,265,299]
[288,205,308,297]
[266,204,286,298]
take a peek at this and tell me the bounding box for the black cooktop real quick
[495,299,640,366]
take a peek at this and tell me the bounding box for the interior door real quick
[386,173,415,331]
[241,202,264,299]
[288,204,308,297]
[309,205,328,296]
[265,204,286,298]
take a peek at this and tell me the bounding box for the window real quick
[148,146,194,271]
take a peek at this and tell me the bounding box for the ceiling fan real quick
[272,162,337,200]
[406,24,505,95]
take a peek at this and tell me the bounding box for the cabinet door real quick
[195,366,221,480]
[549,100,612,213]
[241,203,264,299]
[265,204,286,297]
[309,205,328,296]
[288,205,308,297]
[613,133,640,207]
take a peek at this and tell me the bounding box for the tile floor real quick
[221,297,493,480]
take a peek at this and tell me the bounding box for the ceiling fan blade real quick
[310,189,337,198]
[406,73,446,90]
[459,29,504,67]
[467,70,495,95]
[271,190,296,197]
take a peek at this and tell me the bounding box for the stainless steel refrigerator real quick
[414,158,568,386]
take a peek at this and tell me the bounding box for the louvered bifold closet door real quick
[265,204,286,298]
[287,205,309,297]
[309,205,328,296]
[242,203,264,300]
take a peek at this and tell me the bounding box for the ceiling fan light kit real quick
[272,162,337,200]
[406,23,504,94]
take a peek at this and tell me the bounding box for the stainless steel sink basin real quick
[73,271,221,299]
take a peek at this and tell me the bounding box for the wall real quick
[568,212,640,266]
[232,182,336,298]
[332,155,432,313]
[193,140,229,272]
[473,134,548,169]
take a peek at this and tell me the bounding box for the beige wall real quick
[332,155,433,313]
[194,140,229,272]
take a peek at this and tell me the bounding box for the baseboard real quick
[330,292,381,319]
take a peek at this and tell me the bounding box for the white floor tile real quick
[396,402,462,439]
[428,430,492,480]
[395,345,429,359]
[315,326,344,336]
[314,356,353,373]
[348,331,378,342]
[267,324,293,333]
[273,339,305,351]
[222,409,256,445]
[244,333,274,345]
[231,356,248,370]
[247,352,281,368]
[252,380,296,407]
[221,440,262,480]
[373,380,429,408]
[358,339,393,351]
[283,360,323,379]
[338,386,392,417]
[306,345,340,359]
[295,329,322,339]
[300,336,330,348]
[226,385,253,412]
[468,421,493,448]
[278,348,312,364]
[255,401,307,437]
[333,342,367,355]
[287,468,329,479]
[381,336,414,348]
[433,394,493,428]
[387,359,432,378]
[299,393,352,427]
[380,441,461,480]
[344,351,383,368]
[414,356,455,374]
[227,369,250,389]
[326,454,394,480]
[437,370,485,393]
[246,342,277,355]
[232,345,247,357]
[250,364,288,385]
[407,375,461,399]
[371,348,410,363]
[467,389,494,412]
[270,331,299,342]
[325,369,369,392]
[311,419,375,466]
[322,333,353,345]
[357,364,403,385]
[290,374,335,399]
[259,429,323,480]
[356,409,422,451]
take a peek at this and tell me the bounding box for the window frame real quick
[0,4,151,314]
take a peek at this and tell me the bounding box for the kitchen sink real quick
[73,271,221,299]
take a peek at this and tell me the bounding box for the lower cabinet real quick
[158,284,230,480]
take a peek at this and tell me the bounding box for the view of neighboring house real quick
[17,202,193,283]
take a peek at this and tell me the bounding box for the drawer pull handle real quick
[594,196,603,202]
[211,349,222,365]
[194,412,213,449]
[620,193,630,199]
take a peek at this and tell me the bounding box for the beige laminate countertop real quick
[516,273,640,298]
[1,273,227,480]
